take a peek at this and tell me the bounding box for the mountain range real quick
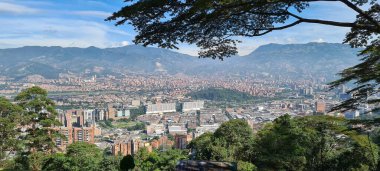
[0,42,361,80]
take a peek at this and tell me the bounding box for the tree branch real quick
[237,20,303,37]
[257,20,304,31]
[301,18,356,28]
[339,0,380,27]
[288,12,378,31]
[287,11,355,28]
[243,15,379,37]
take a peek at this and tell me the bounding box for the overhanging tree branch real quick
[248,20,304,36]
[339,0,380,27]
[288,12,378,32]
[301,18,356,28]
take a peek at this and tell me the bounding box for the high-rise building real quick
[300,87,314,95]
[84,109,94,121]
[315,101,326,114]
[146,103,176,114]
[53,125,98,151]
[58,112,65,126]
[94,109,106,121]
[131,100,141,107]
[107,106,117,120]
[112,139,147,156]
[53,127,73,151]
[53,110,99,151]
[73,127,95,143]
[175,134,192,149]
[112,141,132,156]
[77,113,85,127]
[168,125,187,135]
[116,109,130,118]
[64,112,72,128]
[182,101,204,112]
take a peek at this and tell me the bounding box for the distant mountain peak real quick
[0,43,361,80]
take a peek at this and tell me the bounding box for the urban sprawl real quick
[0,72,375,156]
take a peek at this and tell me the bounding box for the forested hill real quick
[186,88,255,102]
[0,43,360,79]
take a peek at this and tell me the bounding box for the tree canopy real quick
[15,86,62,153]
[0,86,64,171]
[120,155,135,171]
[0,97,21,163]
[189,119,254,162]
[134,148,188,171]
[107,0,379,59]
[189,115,379,170]
[108,0,380,112]
[187,88,256,102]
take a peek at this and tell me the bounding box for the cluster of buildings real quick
[47,81,375,154]
[2,72,376,157]
[58,107,129,123]
[146,101,204,114]
[146,103,176,114]
[0,73,329,106]
[52,100,207,154]
[55,100,205,123]
[111,134,193,156]
[110,102,207,155]
[53,110,101,151]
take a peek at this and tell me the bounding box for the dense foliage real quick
[190,115,380,171]
[127,122,146,131]
[187,88,255,102]
[134,148,188,171]
[129,106,145,120]
[0,87,63,171]
[120,155,135,171]
[100,120,146,131]
[0,97,22,163]
[15,87,62,154]
[188,119,255,170]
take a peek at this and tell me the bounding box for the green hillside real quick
[187,88,255,102]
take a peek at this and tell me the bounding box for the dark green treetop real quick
[0,97,22,164]
[120,155,135,171]
[15,86,62,153]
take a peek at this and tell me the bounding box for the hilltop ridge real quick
[0,43,360,79]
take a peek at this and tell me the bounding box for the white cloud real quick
[0,18,132,48]
[70,10,111,18]
[315,38,326,43]
[105,41,130,48]
[87,0,110,7]
[121,41,129,46]
[0,2,40,14]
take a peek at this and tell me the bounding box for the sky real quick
[0,0,359,56]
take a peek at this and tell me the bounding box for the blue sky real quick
[0,0,358,55]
